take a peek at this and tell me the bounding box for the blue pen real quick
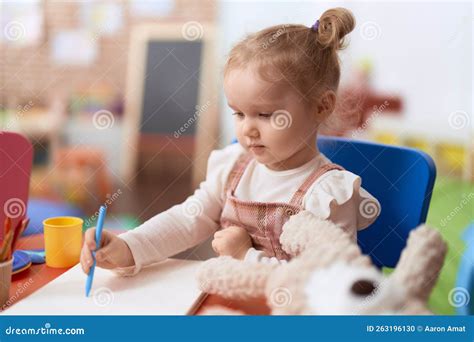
[85,205,107,297]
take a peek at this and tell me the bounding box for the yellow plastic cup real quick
[43,216,83,268]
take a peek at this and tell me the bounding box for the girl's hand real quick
[211,226,252,260]
[80,228,135,275]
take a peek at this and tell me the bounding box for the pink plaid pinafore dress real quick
[220,153,344,261]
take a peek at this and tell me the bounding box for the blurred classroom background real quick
[0,1,472,314]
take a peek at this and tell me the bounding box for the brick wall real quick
[0,0,216,108]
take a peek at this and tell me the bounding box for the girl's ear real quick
[315,90,336,124]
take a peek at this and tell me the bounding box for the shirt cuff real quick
[114,231,166,276]
[111,265,140,277]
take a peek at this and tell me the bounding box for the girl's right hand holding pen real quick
[80,228,135,275]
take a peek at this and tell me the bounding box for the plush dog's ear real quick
[390,225,447,302]
[280,211,353,257]
[196,256,277,300]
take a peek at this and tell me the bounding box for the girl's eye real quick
[232,112,244,117]
[259,113,272,118]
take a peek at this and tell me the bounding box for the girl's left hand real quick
[212,226,252,260]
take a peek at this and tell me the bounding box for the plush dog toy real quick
[197,211,447,315]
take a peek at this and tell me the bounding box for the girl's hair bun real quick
[316,7,355,51]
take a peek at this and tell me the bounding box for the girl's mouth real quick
[249,145,266,154]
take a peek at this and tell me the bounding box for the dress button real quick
[285,208,295,216]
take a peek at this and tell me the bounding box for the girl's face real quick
[224,65,320,171]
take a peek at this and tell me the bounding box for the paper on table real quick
[4,259,206,315]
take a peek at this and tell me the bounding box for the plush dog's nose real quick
[351,279,376,296]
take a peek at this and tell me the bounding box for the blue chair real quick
[317,135,436,267]
[231,136,437,267]
[25,198,84,236]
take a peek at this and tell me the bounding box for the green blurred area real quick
[426,176,473,314]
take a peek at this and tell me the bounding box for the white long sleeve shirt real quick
[115,143,381,275]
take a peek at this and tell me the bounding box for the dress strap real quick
[223,153,253,194]
[288,163,345,207]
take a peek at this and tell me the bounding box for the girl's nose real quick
[243,119,259,138]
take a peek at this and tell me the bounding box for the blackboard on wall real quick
[140,41,202,136]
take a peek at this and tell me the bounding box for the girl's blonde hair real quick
[224,7,355,117]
